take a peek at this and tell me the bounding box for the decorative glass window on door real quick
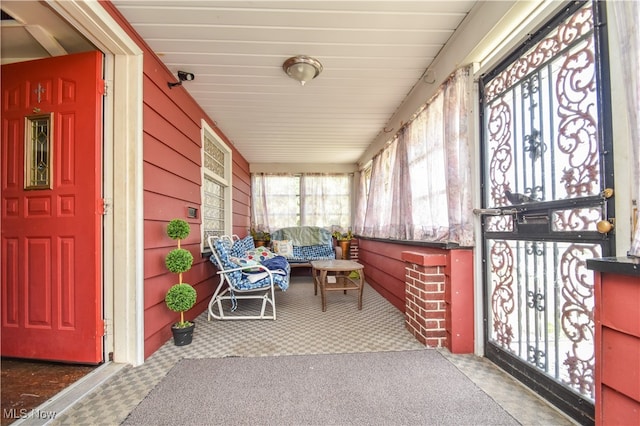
[25,113,53,189]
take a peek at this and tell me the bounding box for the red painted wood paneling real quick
[445,249,474,353]
[144,163,201,202]
[594,270,640,425]
[100,1,252,359]
[601,386,640,426]
[359,241,409,311]
[143,192,204,221]
[601,274,640,337]
[602,328,640,401]
[144,134,201,184]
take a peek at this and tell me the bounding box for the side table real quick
[310,259,365,312]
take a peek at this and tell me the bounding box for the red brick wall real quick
[358,240,474,353]
[404,258,447,347]
[401,250,474,352]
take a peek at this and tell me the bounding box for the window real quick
[25,113,53,189]
[201,120,232,249]
[251,173,352,230]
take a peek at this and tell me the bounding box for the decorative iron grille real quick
[487,239,599,399]
[481,2,604,403]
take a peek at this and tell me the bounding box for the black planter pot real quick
[171,321,195,346]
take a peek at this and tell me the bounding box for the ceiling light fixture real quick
[282,55,323,86]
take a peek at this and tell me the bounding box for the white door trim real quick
[46,0,145,366]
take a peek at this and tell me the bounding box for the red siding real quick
[595,271,640,424]
[101,2,252,359]
[232,157,251,236]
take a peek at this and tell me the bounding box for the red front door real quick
[1,51,104,364]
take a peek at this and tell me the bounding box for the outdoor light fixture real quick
[282,55,323,86]
[168,71,195,88]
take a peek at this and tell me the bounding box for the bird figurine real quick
[505,190,536,205]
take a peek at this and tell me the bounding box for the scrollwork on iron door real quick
[488,240,515,349]
[484,99,514,233]
[559,243,599,399]
[481,2,609,416]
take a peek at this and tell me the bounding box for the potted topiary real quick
[164,218,197,346]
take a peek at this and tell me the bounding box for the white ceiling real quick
[1,1,479,166]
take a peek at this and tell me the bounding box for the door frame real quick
[46,0,144,366]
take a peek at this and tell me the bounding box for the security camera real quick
[168,71,195,88]
[177,71,195,82]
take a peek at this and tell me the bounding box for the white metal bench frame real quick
[207,235,278,320]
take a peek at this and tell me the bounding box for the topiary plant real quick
[165,283,197,328]
[165,248,193,273]
[167,218,190,241]
[164,219,197,331]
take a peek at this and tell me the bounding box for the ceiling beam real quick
[25,24,67,56]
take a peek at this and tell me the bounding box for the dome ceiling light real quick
[282,55,323,86]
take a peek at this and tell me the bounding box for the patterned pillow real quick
[245,247,276,262]
[272,240,294,258]
[229,256,262,272]
[231,235,255,258]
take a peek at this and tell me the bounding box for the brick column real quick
[402,252,447,348]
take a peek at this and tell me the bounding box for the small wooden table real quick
[310,260,365,312]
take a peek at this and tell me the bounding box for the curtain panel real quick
[611,1,640,257]
[355,66,473,246]
[251,173,352,231]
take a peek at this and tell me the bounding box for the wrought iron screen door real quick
[479,2,613,424]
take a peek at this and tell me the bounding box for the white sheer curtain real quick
[301,174,351,228]
[612,1,640,257]
[251,173,351,230]
[251,173,300,230]
[407,91,449,241]
[356,66,473,245]
[361,142,397,238]
[389,129,414,239]
[443,68,473,245]
[353,169,369,236]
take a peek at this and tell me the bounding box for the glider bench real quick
[270,226,341,268]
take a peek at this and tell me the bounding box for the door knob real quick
[596,219,614,234]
